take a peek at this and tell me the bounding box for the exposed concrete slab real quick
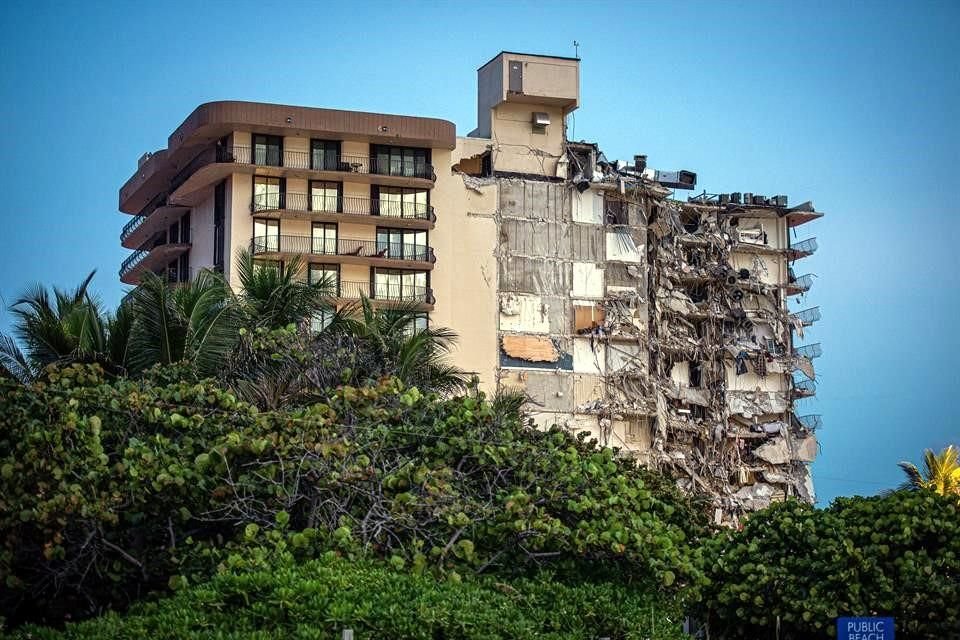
[502,219,569,258]
[499,257,571,295]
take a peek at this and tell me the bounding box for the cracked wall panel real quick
[572,189,604,224]
[499,180,570,223]
[606,230,645,263]
[499,257,571,295]
[570,223,605,261]
[502,218,569,259]
[501,371,574,412]
[615,416,652,452]
[499,293,550,334]
[573,374,604,407]
[527,411,576,431]
[573,337,606,375]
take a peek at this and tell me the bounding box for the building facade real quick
[118,52,823,525]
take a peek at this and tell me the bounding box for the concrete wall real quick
[429,141,499,391]
[490,102,566,176]
[190,192,216,274]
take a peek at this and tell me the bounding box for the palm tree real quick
[127,269,242,377]
[336,297,468,395]
[0,271,128,381]
[896,445,960,497]
[235,249,336,329]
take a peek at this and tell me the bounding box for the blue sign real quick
[837,617,895,640]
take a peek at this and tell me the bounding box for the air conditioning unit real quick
[532,112,551,129]
[654,170,697,190]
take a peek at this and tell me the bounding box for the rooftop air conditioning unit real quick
[655,170,697,190]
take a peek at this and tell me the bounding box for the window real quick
[311,139,341,171]
[310,309,336,333]
[168,220,180,244]
[374,186,429,219]
[253,134,282,167]
[308,263,339,295]
[178,253,190,283]
[253,258,281,274]
[310,181,341,213]
[373,269,428,302]
[376,227,428,261]
[405,312,428,336]
[371,145,430,178]
[603,196,628,225]
[180,212,191,244]
[214,181,225,272]
[311,222,337,255]
[253,176,284,211]
[253,218,280,253]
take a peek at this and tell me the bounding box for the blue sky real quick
[1,0,957,504]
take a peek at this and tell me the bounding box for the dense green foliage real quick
[699,492,960,639]
[0,265,465,398]
[0,363,703,626]
[9,555,687,640]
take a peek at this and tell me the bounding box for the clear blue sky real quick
[1,0,957,504]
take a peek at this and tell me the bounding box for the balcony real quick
[797,414,823,431]
[792,378,817,399]
[251,192,435,229]
[793,343,822,360]
[120,196,190,249]
[119,241,191,285]
[786,272,814,296]
[787,237,818,261]
[251,235,436,270]
[169,144,436,207]
[791,306,821,327]
[339,280,435,306]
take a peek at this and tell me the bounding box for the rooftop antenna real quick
[573,40,580,58]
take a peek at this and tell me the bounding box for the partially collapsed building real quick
[117,51,823,525]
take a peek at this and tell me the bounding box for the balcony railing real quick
[119,248,148,278]
[340,280,434,304]
[251,235,435,263]
[121,191,172,243]
[793,379,817,396]
[798,414,823,431]
[794,343,823,360]
[791,306,821,327]
[252,192,434,221]
[171,144,436,192]
[121,214,147,242]
[788,273,814,294]
[789,237,818,260]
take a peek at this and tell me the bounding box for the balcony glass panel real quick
[311,223,337,255]
[253,134,282,167]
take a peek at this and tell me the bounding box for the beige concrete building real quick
[118,51,823,524]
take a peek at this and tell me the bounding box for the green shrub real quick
[699,492,960,639]
[9,556,687,639]
[0,364,704,626]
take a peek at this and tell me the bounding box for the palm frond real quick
[0,333,35,383]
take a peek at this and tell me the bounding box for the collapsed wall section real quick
[460,139,823,527]
[494,179,654,455]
